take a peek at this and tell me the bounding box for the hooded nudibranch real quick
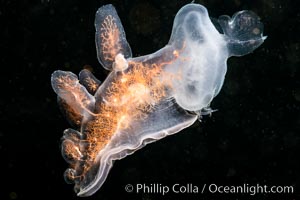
[51,3,266,196]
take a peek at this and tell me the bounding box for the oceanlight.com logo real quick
[207,183,294,196]
[124,183,294,196]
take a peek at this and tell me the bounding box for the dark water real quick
[1,0,299,199]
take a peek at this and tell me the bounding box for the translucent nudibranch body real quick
[51,3,266,196]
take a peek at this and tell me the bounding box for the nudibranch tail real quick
[77,99,198,196]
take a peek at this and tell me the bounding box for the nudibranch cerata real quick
[51,3,266,196]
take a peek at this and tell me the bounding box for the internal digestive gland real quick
[51,3,266,196]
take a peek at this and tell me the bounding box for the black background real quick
[1,0,299,199]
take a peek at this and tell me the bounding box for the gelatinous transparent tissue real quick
[51,3,266,196]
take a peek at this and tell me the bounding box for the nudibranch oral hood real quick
[51,3,266,196]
